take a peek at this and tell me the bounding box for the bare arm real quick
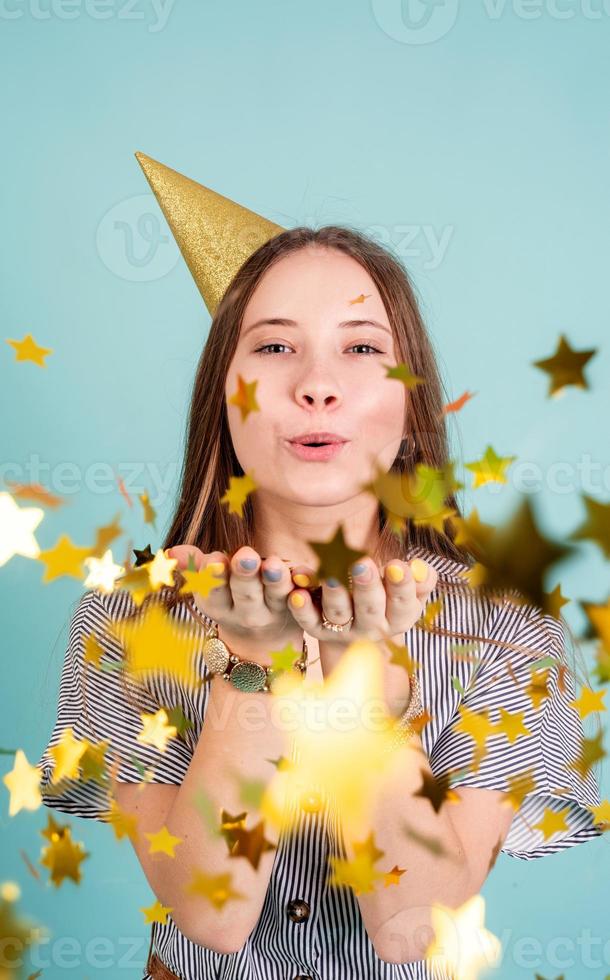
[115,671,292,954]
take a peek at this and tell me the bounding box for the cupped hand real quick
[166,545,306,665]
[285,556,438,647]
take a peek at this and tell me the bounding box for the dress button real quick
[286,898,311,923]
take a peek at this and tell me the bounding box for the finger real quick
[184,551,231,619]
[227,547,268,626]
[319,572,354,630]
[409,558,438,600]
[287,586,326,637]
[350,557,387,635]
[165,545,206,571]
[259,555,299,614]
[382,559,424,634]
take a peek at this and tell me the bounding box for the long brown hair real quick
[109,225,602,790]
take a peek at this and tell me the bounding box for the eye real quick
[347,344,384,355]
[254,343,292,355]
[253,343,385,356]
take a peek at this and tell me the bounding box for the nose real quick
[294,368,343,409]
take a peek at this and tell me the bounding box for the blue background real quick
[1,0,609,976]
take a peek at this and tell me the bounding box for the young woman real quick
[37,226,603,980]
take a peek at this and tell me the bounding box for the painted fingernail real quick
[239,557,258,570]
[290,592,306,607]
[209,561,225,575]
[386,563,404,584]
[263,566,282,582]
[292,572,310,588]
[410,559,429,583]
[326,577,340,588]
[352,562,371,581]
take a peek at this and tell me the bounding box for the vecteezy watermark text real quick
[0,0,176,32]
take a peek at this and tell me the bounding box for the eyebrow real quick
[242,317,393,339]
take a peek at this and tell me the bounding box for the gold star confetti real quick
[0,492,43,568]
[464,444,516,488]
[219,472,258,518]
[569,685,607,720]
[39,822,90,887]
[141,899,173,925]
[383,361,426,390]
[228,373,260,422]
[6,333,53,366]
[532,334,597,397]
[532,807,570,842]
[139,490,156,526]
[48,728,89,784]
[37,534,93,582]
[137,709,178,753]
[83,548,125,592]
[425,894,501,979]
[308,523,367,590]
[3,750,42,816]
[107,600,203,687]
[184,869,246,910]
[144,826,184,857]
[382,864,407,888]
[106,798,138,843]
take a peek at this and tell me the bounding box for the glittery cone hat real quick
[135,151,285,317]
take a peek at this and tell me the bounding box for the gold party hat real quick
[135,151,285,317]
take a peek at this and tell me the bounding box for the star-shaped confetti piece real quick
[3,750,42,816]
[425,893,501,980]
[37,534,94,582]
[328,851,387,896]
[137,709,178,753]
[141,899,173,925]
[569,685,606,720]
[6,333,53,366]
[228,373,260,422]
[464,445,516,488]
[107,600,203,688]
[0,492,43,568]
[39,824,90,887]
[462,495,573,615]
[382,864,407,888]
[83,548,125,592]
[144,826,184,857]
[532,806,570,842]
[308,523,367,590]
[220,472,258,518]
[226,818,277,871]
[48,728,89,784]
[532,334,597,397]
[185,868,246,910]
[383,361,426,390]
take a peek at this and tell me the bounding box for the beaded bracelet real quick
[383,672,424,751]
[201,621,308,694]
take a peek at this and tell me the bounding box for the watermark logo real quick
[0,0,176,31]
[96,194,180,282]
[371,0,460,44]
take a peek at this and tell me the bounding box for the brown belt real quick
[146,949,183,980]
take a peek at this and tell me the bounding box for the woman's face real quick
[225,246,407,507]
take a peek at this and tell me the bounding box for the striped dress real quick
[36,545,604,980]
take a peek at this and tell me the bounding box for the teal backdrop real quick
[1,0,609,976]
